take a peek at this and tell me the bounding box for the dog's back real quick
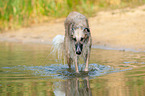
[64,12,89,36]
[52,12,92,73]
[64,12,92,72]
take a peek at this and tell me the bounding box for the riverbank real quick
[0,5,145,52]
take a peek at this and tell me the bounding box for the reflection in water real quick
[0,42,145,96]
[54,77,92,96]
[0,80,55,96]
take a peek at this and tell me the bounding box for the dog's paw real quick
[84,68,88,72]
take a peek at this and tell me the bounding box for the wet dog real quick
[52,12,92,73]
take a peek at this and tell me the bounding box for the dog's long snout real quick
[75,42,83,55]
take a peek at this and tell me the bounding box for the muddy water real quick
[0,42,145,96]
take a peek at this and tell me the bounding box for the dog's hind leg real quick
[67,56,72,68]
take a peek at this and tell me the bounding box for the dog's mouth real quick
[76,51,81,55]
[75,42,83,55]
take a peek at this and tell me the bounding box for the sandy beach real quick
[0,5,145,52]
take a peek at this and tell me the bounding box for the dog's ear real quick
[84,28,90,39]
[69,23,74,37]
[71,28,74,37]
[84,28,90,33]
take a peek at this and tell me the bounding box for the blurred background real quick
[0,0,145,32]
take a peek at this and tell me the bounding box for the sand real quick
[0,5,145,52]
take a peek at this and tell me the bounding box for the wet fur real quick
[64,12,92,73]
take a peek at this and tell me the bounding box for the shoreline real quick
[0,5,145,52]
[0,38,144,52]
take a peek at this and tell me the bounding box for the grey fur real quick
[64,12,92,73]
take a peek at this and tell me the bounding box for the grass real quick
[0,0,145,32]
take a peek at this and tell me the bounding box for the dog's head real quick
[71,27,90,55]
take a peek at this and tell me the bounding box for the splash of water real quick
[2,63,132,79]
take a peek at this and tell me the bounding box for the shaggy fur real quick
[53,12,92,73]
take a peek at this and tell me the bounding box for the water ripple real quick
[2,64,132,79]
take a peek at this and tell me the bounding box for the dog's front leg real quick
[84,50,90,72]
[75,55,79,73]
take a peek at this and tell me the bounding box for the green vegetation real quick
[0,0,145,32]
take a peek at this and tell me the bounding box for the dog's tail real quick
[52,35,64,59]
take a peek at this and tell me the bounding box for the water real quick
[0,42,145,96]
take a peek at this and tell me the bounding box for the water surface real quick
[0,42,145,96]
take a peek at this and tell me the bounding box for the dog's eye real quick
[73,38,76,41]
[84,28,90,33]
[80,37,84,41]
[72,28,75,31]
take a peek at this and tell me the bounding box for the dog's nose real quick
[75,42,83,55]
[76,51,81,55]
